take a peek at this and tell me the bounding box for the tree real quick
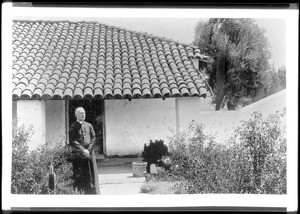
[278,66,286,89]
[252,65,286,104]
[194,18,272,110]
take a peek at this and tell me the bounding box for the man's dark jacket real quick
[68,121,96,194]
[69,121,96,155]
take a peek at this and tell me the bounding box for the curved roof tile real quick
[83,88,94,99]
[93,88,103,97]
[53,88,64,98]
[142,88,152,98]
[13,88,22,97]
[132,89,142,98]
[12,20,210,100]
[190,88,200,97]
[73,88,83,98]
[113,88,123,99]
[32,88,44,97]
[171,88,180,97]
[199,87,208,98]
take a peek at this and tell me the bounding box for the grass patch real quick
[140,173,188,194]
[140,180,177,194]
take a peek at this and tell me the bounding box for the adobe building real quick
[12,20,214,156]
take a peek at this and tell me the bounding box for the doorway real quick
[68,99,104,154]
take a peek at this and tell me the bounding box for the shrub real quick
[228,109,286,194]
[165,109,286,194]
[142,140,169,172]
[11,120,35,194]
[11,119,84,194]
[167,122,233,193]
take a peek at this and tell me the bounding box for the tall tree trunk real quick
[215,53,226,111]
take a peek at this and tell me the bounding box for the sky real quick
[87,18,286,69]
[9,7,287,69]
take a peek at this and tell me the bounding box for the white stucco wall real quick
[197,90,286,144]
[176,97,214,132]
[14,100,46,150]
[45,100,66,146]
[12,89,285,154]
[197,111,244,144]
[105,98,176,156]
[239,89,286,117]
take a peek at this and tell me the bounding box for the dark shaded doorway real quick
[68,99,104,154]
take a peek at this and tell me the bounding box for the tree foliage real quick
[252,65,286,104]
[194,18,272,110]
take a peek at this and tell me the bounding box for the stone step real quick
[95,154,105,160]
[97,158,140,167]
[99,182,146,195]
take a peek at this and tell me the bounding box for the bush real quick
[228,109,286,194]
[165,109,286,194]
[142,140,169,172]
[11,119,84,194]
[11,120,35,194]
[167,122,233,193]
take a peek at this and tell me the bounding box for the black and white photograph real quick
[2,3,298,211]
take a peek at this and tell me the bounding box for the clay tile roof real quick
[12,20,211,100]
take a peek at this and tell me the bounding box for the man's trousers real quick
[72,158,96,194]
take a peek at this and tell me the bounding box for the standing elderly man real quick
[69,107,96,194]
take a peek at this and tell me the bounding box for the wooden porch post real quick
[175,98,180,137]
[92,150,101,194]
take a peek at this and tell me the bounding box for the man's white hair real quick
[75,107,85,115]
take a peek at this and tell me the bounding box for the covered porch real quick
[12,96,214,156]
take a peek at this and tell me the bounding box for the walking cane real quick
[48,156,56,192]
